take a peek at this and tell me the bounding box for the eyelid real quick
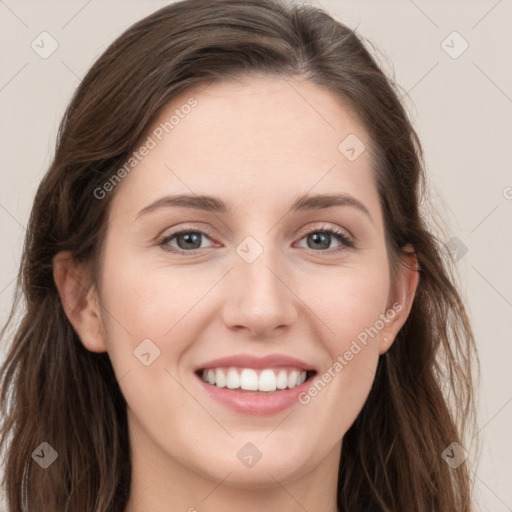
[296,224,356,253]
[156,224,218,251]
[156,222,216,241]
[299,223,353,243]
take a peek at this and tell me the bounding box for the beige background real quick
[0,0,511,510]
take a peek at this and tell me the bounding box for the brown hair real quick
[0,0,478,510]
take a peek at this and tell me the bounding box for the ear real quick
[53,251,107,353]
[378,244,420,355]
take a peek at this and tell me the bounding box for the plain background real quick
[0,0,510,510]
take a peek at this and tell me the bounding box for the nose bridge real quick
[222,234,297,336]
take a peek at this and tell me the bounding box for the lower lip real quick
[196,374,313,415]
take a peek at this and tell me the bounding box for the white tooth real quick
[297,371,307,385]
[276,370,288,389]
[201,370,209,382]
[287,370,298,388]
[207,369,216,385]
[240,369,259,391]
[226,368,240,389]
[215,369,227,388]
[259,369,277,392]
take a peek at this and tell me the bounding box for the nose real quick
[220,248,298,339]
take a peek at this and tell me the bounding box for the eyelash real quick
[157,224,355,256]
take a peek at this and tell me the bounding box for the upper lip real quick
[196,354,316,372]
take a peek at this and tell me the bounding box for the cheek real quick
[96,245,211,373]
[96,253,211,443]
[296,264,389,434]
[317,262,390,352]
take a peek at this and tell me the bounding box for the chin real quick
[190,443,316,489]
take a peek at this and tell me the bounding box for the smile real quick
[198,367,312,392]
[194,354,317,415]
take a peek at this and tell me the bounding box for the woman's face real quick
[86,74,413,489]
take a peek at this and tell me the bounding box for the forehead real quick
[109,74,378,218]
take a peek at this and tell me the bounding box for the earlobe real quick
[379,246,420,355]
[53,251,107,353]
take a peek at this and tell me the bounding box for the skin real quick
[54,73,419,512]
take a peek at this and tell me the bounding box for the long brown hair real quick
[0,0,478,510]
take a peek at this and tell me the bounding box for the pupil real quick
[310,233,329,250]
[179,232,201,249]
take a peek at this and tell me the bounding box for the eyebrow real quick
[135,192,373,223]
